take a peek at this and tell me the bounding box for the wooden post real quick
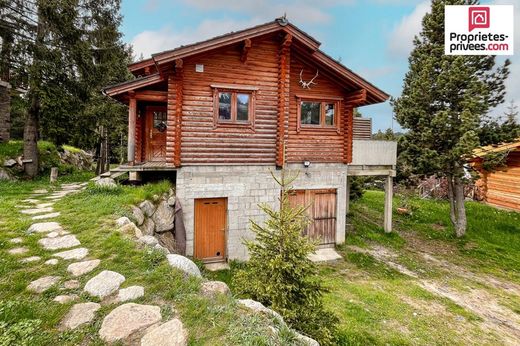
[346,176,351,214]
[128,93,136,165]
[384,175,393,233]
[50,167,58,183]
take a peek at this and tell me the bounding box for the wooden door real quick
[194,198,227,262]
[288,189,336,245]
[145,106,167,161]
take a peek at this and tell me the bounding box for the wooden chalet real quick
[104,17,397,263]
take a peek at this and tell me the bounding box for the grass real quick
[0,175,301,345]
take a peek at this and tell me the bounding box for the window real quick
[297,99,339,131]
[213,85,256,129]
[153,110,167,132]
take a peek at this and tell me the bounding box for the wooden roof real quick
[115,17,389,104]
[472,139,520,158]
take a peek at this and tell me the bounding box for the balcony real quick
[349,140,397,176]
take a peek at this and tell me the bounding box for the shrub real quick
[233,171,338,345]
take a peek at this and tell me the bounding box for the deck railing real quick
[351,139,397,166]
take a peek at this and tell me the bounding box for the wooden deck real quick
[113,161,177,172]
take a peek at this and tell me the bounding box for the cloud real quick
[387,1,430,57]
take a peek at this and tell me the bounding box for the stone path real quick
[6,182,188,344]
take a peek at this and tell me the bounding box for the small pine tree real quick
[234,170,338,345]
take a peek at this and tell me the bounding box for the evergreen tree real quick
[393,0,510,237]
[234,171,338,345]
[479,101,520,145]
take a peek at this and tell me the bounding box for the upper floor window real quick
[298,98,340,131]
[212,84,257,130]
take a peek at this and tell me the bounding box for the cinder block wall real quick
[176,163,348,261]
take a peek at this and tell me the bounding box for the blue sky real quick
[119,0,519,132]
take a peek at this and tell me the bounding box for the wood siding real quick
[480,150,520,211]
[353,117,372,139]
[286,54,350,163]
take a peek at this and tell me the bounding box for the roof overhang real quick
[103,73,164,97]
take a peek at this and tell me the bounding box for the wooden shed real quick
[471,139,520,212]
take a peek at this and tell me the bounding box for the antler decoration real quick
[299,69,318,89]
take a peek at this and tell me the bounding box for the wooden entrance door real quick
[145,106,167,161]
[194,198,227,262]
[288,189,336,245]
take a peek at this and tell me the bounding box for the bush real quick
[233,171,338,345]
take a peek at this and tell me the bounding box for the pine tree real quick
[234,171,338,345]
[393,0,510,237]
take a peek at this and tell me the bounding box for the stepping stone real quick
[32,212,61,220]
[60,302,101,330]
[35,202,54,208]
[67,259,100,277]
[8,247,28,255]
[22,198,41,204]
[10,237,23,244]
[166,254,201,277]
[53,294,78,304]
[38,235,80,250]
[45,259,59,265]
[21,207,54,215]
[28,222,63,234]
[33,189,48,194]
[20,256,41,263]
[116,286,144,303]
[200,281,230,298]
[84,270,125,299]
[61,184,82,190]
[140,318,188,346]
[54,248,88,260]
[99,303,161,343]
[46,230,70,238]
[62,280,80,290]
[27,276,61,293]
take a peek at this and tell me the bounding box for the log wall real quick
[481,149,520,211]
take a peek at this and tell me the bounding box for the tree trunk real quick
[446,174,457,226]
[446,172,467,238]
[23,97,40,177]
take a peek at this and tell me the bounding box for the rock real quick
[237,299,283,323]
[167,196,176,207]
[118,222,142,238]
[294,332,319,346]
[155,231,176,253]
[32,212,61,220]
[8,247,28,255]
[154,244,170,255]
[152,200,174,233]
[99,303,162,343]
[27,222,63,234]
[84,270,125,299]
[166,254,201,277]
[27,276,61,293]
[22,198,40,204]
[67,259,101,277]
[34,202,54,208]
[139,200,155,217]
[10,237,23,244]
[140,318,188,346]
[60,302,101,330]
[95,177,117,189]
[132,206,145,226]
[32,189,48,194]
[4,158,16,167]
[138,235,159,247]
[20,207,54,215]
[54,247,89,260]
[46,230,70,238]
[45,259,59,265]
[20,256,41,263]
[0,168,15,181]
[116,216,131,227]
[38,234,81,250]
[140,217,155,236]
[200,281,230,297]
[62,279,80,289]
[53,294,78,304]
[116,286,145,303]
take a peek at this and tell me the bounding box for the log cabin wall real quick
[481,149,520,211]
[177,35,280,165]
[286,54,349,163]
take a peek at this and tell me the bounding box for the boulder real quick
[53,294,78,304]
[116,216,131,227]
[132,206,145,226]
[154,244,170,255]
[27,222,63,234]
[140,217,155,236]
[139,200,155,217]
[67,259,101,277]
[118,222,142,238]
[155,231,176,253]
[0,168,14,181]
[60,302,101,330]
[167,196,176,207]
[237,299,283,323]
[152,200,174,233]
[99,303,162,343]
[38,234,81,250]
[200,281,230,297]
[166,254,201,277]
[95,177,117,189]
[116,285,145,303]
[138,235,159,247]
[84,270,125,299]
[53,247,89,260]
[294,332,320,346]
[3,158,16,167]
[140,318,188,346]
[27,276,61,293]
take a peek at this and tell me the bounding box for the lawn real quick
[0,174,299,345]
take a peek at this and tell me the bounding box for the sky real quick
[119,0,519,132]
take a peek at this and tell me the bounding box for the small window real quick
[236,93,250,121]
[301,102,321,125]
[298,99,339,129]
[213,88,255,127]
[153,111,167,132]
[325,103,335,126]
[218,92,232,120]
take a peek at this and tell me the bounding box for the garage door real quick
[288,189,336,246]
